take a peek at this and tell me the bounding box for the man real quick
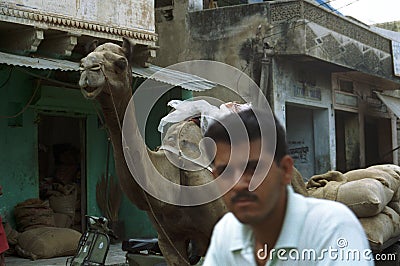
[0,185,8,266]
[203,108,373,265]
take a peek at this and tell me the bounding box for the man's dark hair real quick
[204,108,289,164]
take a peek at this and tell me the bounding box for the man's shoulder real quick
[295,192,360,225]
[213,212,250,239]
[215,212,242,230]
[210,212,252,252]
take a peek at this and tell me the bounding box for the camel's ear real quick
[85,39,98,54]
[122,37,135,65]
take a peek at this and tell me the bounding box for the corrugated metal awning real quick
[0,51,79,71]
[132,65,217,92]
[376,92,400,118]
[0,51,216,91]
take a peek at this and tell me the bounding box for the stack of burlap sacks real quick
[305,164,400,248]
[47,183,79,229]
[11,183,81,260]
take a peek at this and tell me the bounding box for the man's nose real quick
[231,171,252,191]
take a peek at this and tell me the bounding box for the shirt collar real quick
[229,218,254,252]
[228,186,309,252]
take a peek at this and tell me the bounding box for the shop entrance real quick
[37,114,86,232]
[335,111,359,172]
[364,116,392,167]
[286,105,315,180]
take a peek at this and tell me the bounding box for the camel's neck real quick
[98,93,129,130]
[97,90,151,210]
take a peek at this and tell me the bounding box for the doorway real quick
[335,111,359,172]
[364,116,392,167]
[37,114,86,232]
[286,105,315,180]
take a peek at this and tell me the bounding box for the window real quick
[339,80,354,94]
[156,0,174,9]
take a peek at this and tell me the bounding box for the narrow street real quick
[5,244,128,266]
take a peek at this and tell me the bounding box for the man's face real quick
[212,139,292,225]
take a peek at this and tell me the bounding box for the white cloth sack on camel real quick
[158,99,252,134]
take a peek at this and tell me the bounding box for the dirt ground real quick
[5,244,128,266]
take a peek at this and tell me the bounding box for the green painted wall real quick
[0,66,165,238]
[86,115,157,238]
[0,66,188,239]
[0,67,38,226]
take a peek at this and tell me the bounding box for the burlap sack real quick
[307,181,344,201]
[16,227,81,259]
[291,167,308,197]
[392,187,400,202]
[388,201,400,216]
[368,164,400,177]
[359,206,400,246]
[14,199,55,232]
[49,194,76,217]
[53,213,73,228]
[306,171,346,189]
[344,168,400,193]
[306,171,346,200]
[336,178,394,218]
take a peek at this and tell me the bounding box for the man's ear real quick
[279,155,294,185]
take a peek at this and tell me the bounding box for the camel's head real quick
[79,38,134,100]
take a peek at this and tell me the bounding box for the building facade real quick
[0,0,158,237]
[155,0,400,179]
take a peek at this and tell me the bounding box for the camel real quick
[78,38,227,265]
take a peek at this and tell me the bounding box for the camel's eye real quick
[79,65,85,72]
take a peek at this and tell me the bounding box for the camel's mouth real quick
[81,86,103,99]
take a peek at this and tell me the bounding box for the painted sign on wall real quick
[288,140,310,163]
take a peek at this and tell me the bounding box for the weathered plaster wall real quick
[156,2,337,176]
[154,0,191,67]
[1,0,155,33]
[187,4,268,82]
[155,2,269,82]
[272,58,335,176]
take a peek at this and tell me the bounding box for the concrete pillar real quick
[358,109,366,167]
[391,115,398,164]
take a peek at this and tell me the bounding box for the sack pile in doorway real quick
[12,186,82,260]
[15,227,81,260]
[305,164,400,247]
[47,183,77,228]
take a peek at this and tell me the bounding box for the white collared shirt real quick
[203,186,374,266]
